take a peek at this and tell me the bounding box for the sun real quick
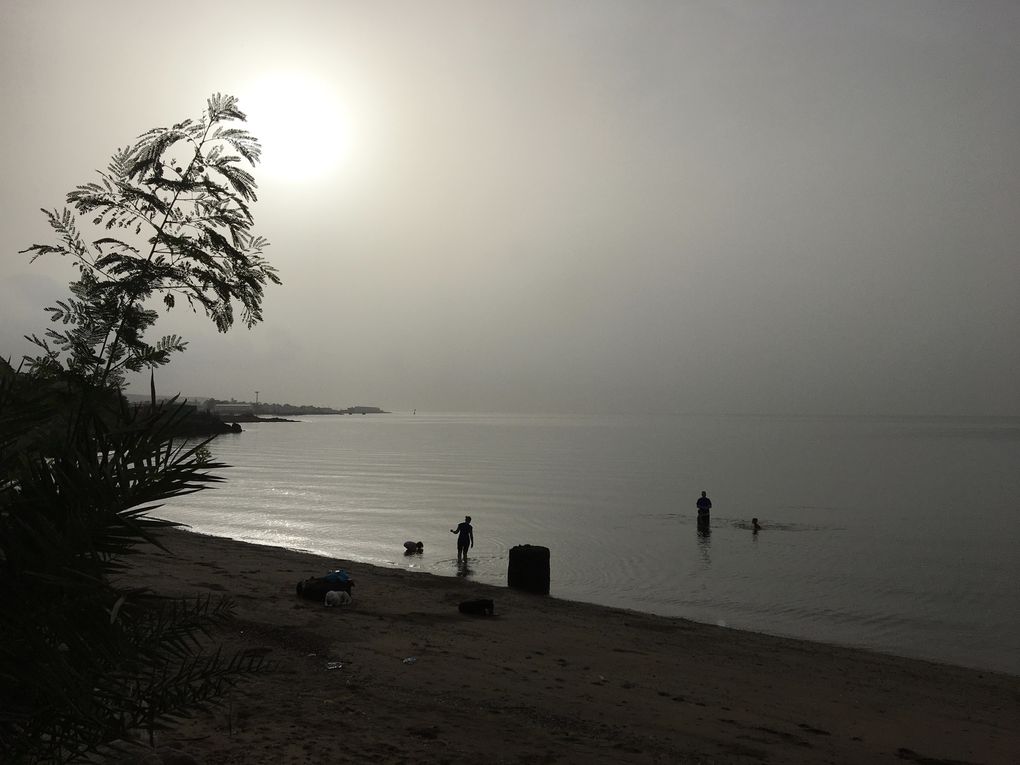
[238,72,353,183]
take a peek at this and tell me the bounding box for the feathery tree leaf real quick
[20,94,279,390]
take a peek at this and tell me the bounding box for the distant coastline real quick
[218,406,389,422]
[122,394,388,436]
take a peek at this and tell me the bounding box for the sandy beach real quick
[117,528,1019,765]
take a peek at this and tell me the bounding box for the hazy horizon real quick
[2,1,1018,417]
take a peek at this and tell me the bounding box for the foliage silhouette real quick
[1,94,277,763]
[22,93,280,390]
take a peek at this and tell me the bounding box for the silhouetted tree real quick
[22,93,280,390]
[1,94,277,763]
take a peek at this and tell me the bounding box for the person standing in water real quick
[451,515,474,561]
[696,491,712,518]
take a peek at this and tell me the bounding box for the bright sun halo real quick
[239,73,352,183]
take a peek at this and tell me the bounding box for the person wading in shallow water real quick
[696,491,712,518]
[451,515,474,561]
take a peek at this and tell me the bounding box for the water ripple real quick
[165,414,1020,675]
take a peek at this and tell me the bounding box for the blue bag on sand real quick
[324,569,349,585]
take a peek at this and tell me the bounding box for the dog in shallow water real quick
[458,598,494,616]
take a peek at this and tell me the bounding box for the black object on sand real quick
[508,544,550,594]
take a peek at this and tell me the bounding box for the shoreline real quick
[122,527,1019,764]
[164,525,1017,678]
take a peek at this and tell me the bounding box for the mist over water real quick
[161,413,1020,676]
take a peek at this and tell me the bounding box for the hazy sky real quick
[2,1,1018,415]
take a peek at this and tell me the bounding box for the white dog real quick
[324,590,352,607]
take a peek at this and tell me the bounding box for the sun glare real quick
[239,73,353,183]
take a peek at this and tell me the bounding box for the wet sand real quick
[119,528,1019,764]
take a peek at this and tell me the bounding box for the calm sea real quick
[161,413,1020,676]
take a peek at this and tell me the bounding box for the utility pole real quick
[255,391,259,410]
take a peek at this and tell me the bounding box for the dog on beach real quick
[324,590,353,607]
[458,598,494,616]
[297,575,354,601]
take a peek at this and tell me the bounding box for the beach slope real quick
[120,530,1019,764]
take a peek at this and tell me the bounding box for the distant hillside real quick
[122,394,387,416]
[204,400,387,416]
[0,369,239,439]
